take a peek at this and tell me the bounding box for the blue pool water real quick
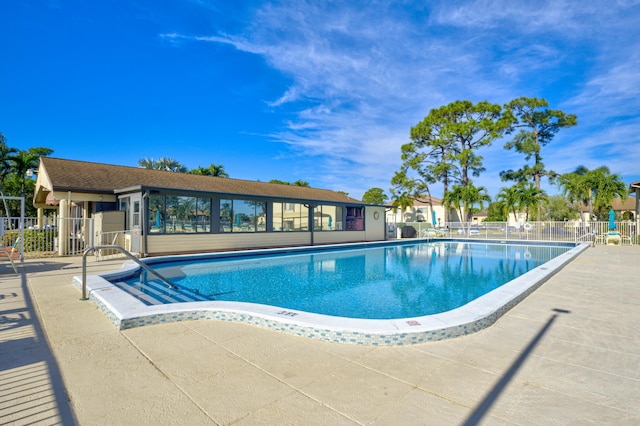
[113,241,573,320]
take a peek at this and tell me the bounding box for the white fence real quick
[1,216,95,258]
[2,217,636,260]
[1,216,143,260]
[389,221,638,245]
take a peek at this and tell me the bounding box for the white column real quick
[58,199,68,256]
[36,207,44,229]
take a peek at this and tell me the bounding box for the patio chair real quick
[0,248,17,273]
[422,228,445,238]
[422,229,436,238]
[606,231,621,245]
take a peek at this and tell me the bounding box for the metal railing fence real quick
[1,216,94,258]
[390,220,638,245]
[2,217,636,260]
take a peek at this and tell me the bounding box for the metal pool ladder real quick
[81,245,178,301]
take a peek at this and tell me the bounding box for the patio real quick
[1,245,639,425]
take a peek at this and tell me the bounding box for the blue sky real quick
[1,0,638,201]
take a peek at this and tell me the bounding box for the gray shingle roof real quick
[40,157,362,204]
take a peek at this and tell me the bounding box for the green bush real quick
[2,228,58,252]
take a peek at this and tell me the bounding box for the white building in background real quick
[384,196,446,227]
[384,196,492,227]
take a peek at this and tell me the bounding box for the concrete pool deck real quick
[1,245,639,425]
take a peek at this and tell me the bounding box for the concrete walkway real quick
[1,245,639,425]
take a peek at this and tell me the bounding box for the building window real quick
[220,198,266,232]
[147,192,360,235]
[149,194,164,233]
[272,202,309,231]
[165,196,193,233]
[119,197,129,230]
[150,194,211,233]
[314,205,343,231]
[346,206,365,231]
[220,199,232,232]
[133,201,140,227]
[193,198,211,232]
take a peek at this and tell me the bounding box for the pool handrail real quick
[81,245,178,301]
[575,232,597,246]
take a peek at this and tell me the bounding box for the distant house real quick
[385,196,446,226]
[33,158,386,256]
[577,197,637,221]
[384,196,494,227]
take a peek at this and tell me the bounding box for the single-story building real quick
[33,157,386,256]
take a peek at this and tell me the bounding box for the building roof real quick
[578,197,637,212]
[385,196,443,208]
[35,157,362,205]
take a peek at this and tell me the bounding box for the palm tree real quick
[208,164,228,178]
[267,179,310,187]
[464,183,492,220]
[443,182,491,232]
[517,182,546,222]
[557,166,591,220]
[558,165,627,220]
[0,134,18,217]
[390,168,437,222]
[495,185,522,222]
[188,163,229,177]
[138,158,155,169]
[10,149,41,197]
[0,134,17,186]
[589,167,628,219]
[155,157,187,173]
[138,157,187,173]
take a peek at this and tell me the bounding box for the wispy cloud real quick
[566,54,640,118]
[164,0,640,198]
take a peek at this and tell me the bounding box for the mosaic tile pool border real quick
[73,240,590,345]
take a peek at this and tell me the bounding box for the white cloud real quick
[168,0,640,198]
[565,55,640,118]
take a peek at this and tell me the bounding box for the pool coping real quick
[73,240,590,345]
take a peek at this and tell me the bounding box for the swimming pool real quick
[114,241,570,318]
[76,240,589,345]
